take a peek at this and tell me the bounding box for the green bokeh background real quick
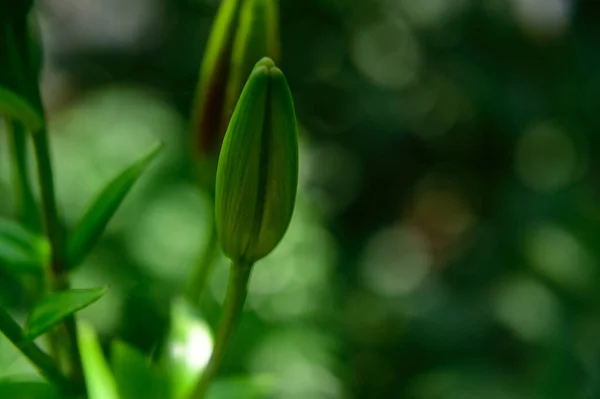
[2,0,600,398]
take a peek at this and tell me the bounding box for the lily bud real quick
[191,0,280,171]
[221,0,280,133]
[215,58,298,264]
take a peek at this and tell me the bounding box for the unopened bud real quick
[191,0,280,171]
[215,58,298,264]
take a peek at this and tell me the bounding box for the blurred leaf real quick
[0,324,39,379]
[0,217,49,274]
[0,378,61,399]
[119,286,171,355]
[111,340,169,399]
[25,287,107,339]
[67,141,163,269]
[207,375,276,399]
[0,87,42,133]
[160,298,213,399]
[77,322,119,399]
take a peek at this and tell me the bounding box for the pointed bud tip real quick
[255,57,276,69]
[252,57,284,81]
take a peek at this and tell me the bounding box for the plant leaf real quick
[77,322,120,399]
[0,86,43,133]
[0,330,39,378]
[111,340,169,399]
[0,378,61,399]
[0,217,49,274]
[25,287,108,339]
[67,142,163,268]
[160,299,214,399]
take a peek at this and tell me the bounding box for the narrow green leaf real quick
[67,142,163,268]
[0,217,49,274]
[25,287,108,339]
[111,341,169,399]
[0,378,61,399]
[77,322,120,399]
[0,87,42,133]
[0,329,39,378]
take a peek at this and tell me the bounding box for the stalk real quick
[3,7,84,393]
[188,261,252,399]
[185,216,219,306]
[31,128,83,388]
[0,306,70,391]
[6,119,39,231]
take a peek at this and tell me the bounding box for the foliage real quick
[2,0,599,399]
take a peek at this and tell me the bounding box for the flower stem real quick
[31,128,84,388]
[0,306,71,391]
[185,216,219,307]
[6,119,39,231]
[189,260,252,399]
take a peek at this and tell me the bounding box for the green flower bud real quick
[215,57,298,264]
[191,0,280,170]
[221,0,279,132]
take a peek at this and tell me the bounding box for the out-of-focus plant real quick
[190,0,280,167]
[0,0,163,396]
[0,1,299,398]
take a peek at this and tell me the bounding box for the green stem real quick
[185,216,219,306]
[0,306,70,391]
[31,129,84,387]
[31,131,63,279]
[189,261,252,399]
[7,120,39,231]
[7,120,56,359]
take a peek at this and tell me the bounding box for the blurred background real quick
[2,0,600,398]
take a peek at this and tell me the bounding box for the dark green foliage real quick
[2,1,600,399]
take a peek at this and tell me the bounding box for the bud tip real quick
[255,57,276,70]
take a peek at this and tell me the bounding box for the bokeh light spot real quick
[361,226,432,297]
[127,184,212,286]
[170,325,212,370]
[50,86,185,225]
[301,140,363,218]
[247,199,337,322]
[399,0,469,29]
[525,224,594,294]
[509,0,572,40]
[515,122,580,192]
[351,19,420,89]
[250,328,341,399]
[165,299,213,399]
[493,276,561,343]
